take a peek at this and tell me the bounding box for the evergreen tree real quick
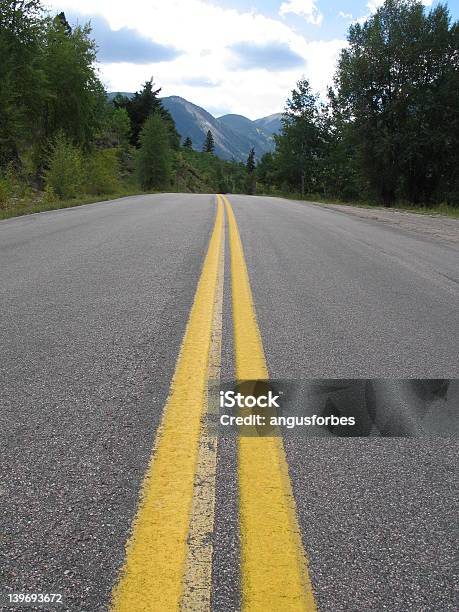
[246,148,256,174]
[183,136,193,150]
[117,78,161,147]
[115,78,179,149]
[136,114,172,190]
[203,130,215,154]
[246,147,256,194]
[55,11,71,35]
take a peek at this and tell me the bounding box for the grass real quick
[260,191,459,219]
[0,188,152,220]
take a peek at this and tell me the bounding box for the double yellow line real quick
[111,195,316,611]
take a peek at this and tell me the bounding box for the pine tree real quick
[136,114,172,190]
[183,136,193,150]
[55,12,72,35]
[246,148,256,174]
[203,130,215,154]
[246,148,256,195]
[115,78,179,149]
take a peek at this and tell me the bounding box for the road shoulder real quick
[309,201,459,243]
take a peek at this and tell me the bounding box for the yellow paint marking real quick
[223,195,317,611]
[181,196,225,610]
[111,197,224,612]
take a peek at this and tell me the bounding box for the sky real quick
[46,0,457,120]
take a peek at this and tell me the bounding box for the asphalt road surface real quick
[1,194,458,612]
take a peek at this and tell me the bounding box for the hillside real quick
[107,92,282,161]
[218,114,275,159]
[255,113,283,136]
[162,96,233,159]
[161,96,277,161]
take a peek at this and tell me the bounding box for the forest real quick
[0,0,457,218]
[258,0,458,209]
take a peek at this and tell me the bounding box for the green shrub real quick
[0,163,33,208]
[119,144,136,178]
[85,148,121,195]
[0,178,11,209]
[42,185,58,205]
[45,132,83,199]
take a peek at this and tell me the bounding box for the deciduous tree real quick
[334,0,458,205]
[136,114,172,190]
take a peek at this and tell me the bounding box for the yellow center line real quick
[181,196,225,610]
[111,197,224,612]
[222,194,317,611]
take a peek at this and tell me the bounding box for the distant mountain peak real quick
[161,96,280,161]
[218,113,252,121]
[108,92,281,161]
[254,113,283,136]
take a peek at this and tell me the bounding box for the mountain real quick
[218,114,275,159]
[161,96,234,159]
[162,96,278,161]
[107,92,135,102]
[108,92,282,161]
[254,113,283,136]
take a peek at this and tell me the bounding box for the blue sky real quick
[50,1,458,119]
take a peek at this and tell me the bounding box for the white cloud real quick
[279,0,323,26]
[366,0,383,11]
[48,0,343,118]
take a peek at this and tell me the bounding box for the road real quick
[0,194,458,611]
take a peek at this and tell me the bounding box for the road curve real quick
[0,193,457,612]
